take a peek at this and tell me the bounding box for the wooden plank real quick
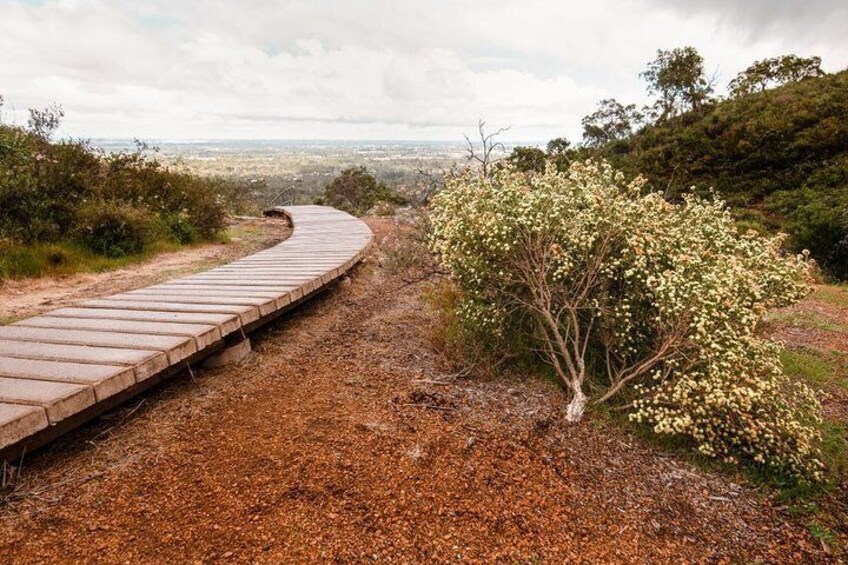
[216,262,342,267]
[203,271,330,277]
[0,403,48,450]
[0,357,135,401]
[80,299,260,325]
[128,290,292,313]
[0,340,168,382]
[0,377,95,424]
[15,317,221,349]
[188,270,322,277]
[168,277,312,285]
[47,307,242,337]
[231,261,345,266]
[142,285,296,294]
[245,254,354,259]
[133,287,285,298]
[104,293,277,317]
[0,326,196,365]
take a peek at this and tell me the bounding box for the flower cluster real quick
[430,160,822,480]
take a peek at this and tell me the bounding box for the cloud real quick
[640,0,848,76]
[642,0,848,40]
[0,0,846,141]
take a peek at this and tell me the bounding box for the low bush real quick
[74,200,159,258]
[162,212,200,245]
[765,180,848,280]
[380,210,441,284]
[430,160,823,481]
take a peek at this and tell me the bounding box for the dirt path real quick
[0,219,833,563]
[766,285,848,424]
[0,216,292,323]
[767,285,848,353]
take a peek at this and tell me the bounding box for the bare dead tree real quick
[464,119,510,178]
[416,167,443,204]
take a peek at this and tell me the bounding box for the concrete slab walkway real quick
[0,206,372,461]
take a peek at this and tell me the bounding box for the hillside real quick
[602,70,848,278]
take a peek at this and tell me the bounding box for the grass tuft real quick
[780,348,847,392]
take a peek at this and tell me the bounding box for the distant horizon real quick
[86,136,550,145]
[84,137,544,148]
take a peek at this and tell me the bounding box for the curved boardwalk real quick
[0,206,372,461]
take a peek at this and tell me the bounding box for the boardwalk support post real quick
[202,339,252,369]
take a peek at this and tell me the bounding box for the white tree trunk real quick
[565,388,587,422]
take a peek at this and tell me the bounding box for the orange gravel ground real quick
[0,219,837,563]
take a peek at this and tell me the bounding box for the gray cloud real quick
[643,0,848,45]
[0,0,846,141]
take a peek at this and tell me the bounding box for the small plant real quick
[372,200,397,217]
[806,521,838,547]
[163,211,200,244]
[430,160,823,480]
[75,201,158,258]
[381,210,441,285]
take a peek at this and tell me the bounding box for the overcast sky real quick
[1,0,846,142]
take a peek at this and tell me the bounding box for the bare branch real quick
[464,119,511,178]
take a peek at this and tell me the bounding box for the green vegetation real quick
[813,284,848,308]
[728,55,824,98]
[0,238,204,282]
[766,310,848,333]
[604,70,848,279]
[581,99,642,147]
[640,46,714,120]
[0,98,249,280]
[318,166,406,216]
[807,521,839,547]
[781,347,848,403]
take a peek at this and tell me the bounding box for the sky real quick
[0,0,846,142]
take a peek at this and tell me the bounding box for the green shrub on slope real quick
[598,70,848,278]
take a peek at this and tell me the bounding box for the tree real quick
[545,136,579,172]
[641,47,713,120]
[546,137,571,156]
[27,103,64,140]
[507,146,547,173]
[321,166,403,216]
[581,99,642,147]
[464,119,509,178]
[728,55,825,97]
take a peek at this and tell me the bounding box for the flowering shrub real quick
[430,160,823,480]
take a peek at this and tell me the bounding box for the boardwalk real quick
[0,206,372,461]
